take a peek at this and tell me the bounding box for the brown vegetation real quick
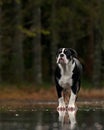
[0,87,104,101]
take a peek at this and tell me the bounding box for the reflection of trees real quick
[78,110,103,129]
[35,111,43,130]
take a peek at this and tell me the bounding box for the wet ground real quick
[0,100,104,130]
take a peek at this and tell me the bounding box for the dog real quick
[55,48,82,110]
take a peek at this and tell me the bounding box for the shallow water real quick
[0,107,104,130]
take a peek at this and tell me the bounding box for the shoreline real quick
[0,87,104,109]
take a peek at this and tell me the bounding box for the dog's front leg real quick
[58,96,66,110]
[68,90,76,110]
[56,85,66,110]
[68,81,79,110]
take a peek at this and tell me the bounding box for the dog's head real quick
[56,48,78,64]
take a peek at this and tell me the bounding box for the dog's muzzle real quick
[58,58,65,64]
[57,53,68,64]
[57,54,65,64]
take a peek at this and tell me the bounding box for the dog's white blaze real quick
[58,61,75,88]
[62,48,65,53]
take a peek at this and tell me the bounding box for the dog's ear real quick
[69,48,78,58]
[56,48,62,57]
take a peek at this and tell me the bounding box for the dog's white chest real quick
[59,75,73,88]
[58,62,75,88]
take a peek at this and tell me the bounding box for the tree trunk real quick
[101,44,104,83]
[0,40,2,83]
[12,1,24,83]
[86,16,94,80]
[92,29,102,87]
[0,4,2,82]
[92,1,102,87]
[51,0,58,83]
[69,19,76,48]
[32,6,42,84]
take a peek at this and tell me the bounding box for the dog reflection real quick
[58,109,77,130]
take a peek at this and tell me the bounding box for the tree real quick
[51,0,58,82]
[32,2,42,84]
[92,37,102,87]
[0,3,2,82]
[92,1,103,87]
[11,0,24,83]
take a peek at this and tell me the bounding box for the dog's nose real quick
[60,54,64,57]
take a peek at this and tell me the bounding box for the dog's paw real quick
[68,104,77,111]
[57,97,66,111]
[68,107,76,111]
[57,106,66,111]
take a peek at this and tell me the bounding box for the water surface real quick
[0,106,104,130]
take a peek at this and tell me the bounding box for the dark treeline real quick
[0,0,104,87]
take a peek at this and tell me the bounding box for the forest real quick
[0,0,104,88]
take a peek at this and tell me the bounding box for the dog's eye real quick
[64,49,70,54]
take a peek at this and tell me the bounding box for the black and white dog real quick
[55,48,82,110]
